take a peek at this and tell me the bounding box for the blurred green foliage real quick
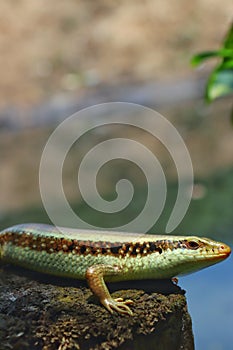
[191,23,233,120]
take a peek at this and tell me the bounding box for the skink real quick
[0,223,231,315]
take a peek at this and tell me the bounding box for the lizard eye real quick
[186,240,200,250]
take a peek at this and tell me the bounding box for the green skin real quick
[0,223,231,315]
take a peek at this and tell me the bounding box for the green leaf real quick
[191,23,233,103]
[206,68,233,101]
[191,23,233,125]
[191,49,233,67]
[191,51,219,66]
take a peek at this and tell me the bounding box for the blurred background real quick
[0,1,232,349]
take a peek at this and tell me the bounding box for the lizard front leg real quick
[85,264,133,315]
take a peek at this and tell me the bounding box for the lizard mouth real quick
[208,243,231,261]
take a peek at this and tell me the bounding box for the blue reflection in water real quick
[179,256,233,350]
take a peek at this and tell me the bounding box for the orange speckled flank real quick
[0,230,188,258]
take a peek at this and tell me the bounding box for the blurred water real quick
[180,255,233,350]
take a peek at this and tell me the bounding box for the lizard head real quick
[170,236,231,276]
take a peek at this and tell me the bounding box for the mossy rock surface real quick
[0,266,194,350]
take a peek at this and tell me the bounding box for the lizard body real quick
[0,223,231,315]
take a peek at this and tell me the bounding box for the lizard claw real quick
[102,297,134,316]
[114,297,134,305]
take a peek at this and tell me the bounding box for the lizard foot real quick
[102,297,134,316]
